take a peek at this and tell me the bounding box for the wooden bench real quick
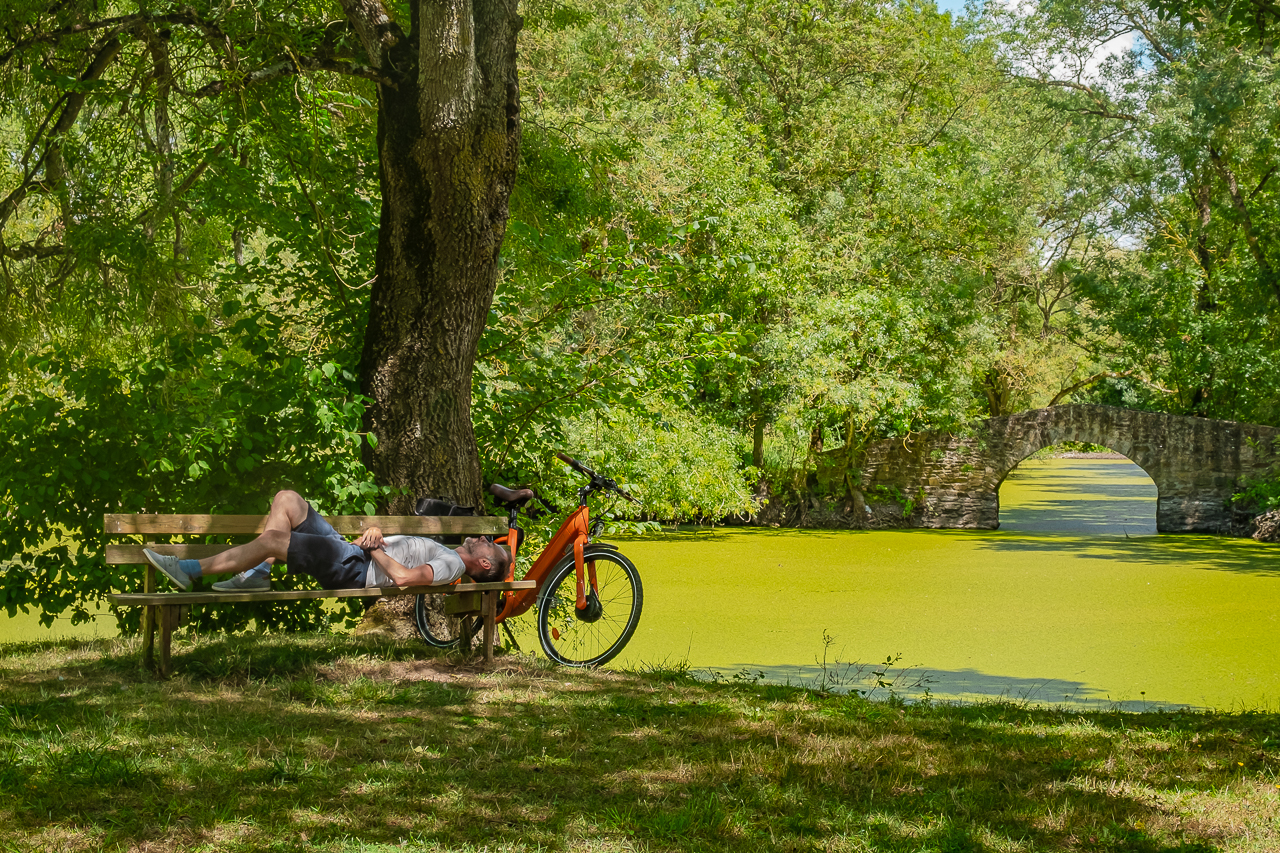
[104,513,535,677]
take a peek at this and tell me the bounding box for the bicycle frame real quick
[491,504,594,622]
[415,455,640,665]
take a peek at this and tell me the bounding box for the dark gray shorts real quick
[285,505,370,590]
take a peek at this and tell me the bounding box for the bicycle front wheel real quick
[537,549,643,667]
[414,593,480,648]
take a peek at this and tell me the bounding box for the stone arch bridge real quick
[858,405,1280,533]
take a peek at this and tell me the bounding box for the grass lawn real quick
[0,634,1277,852]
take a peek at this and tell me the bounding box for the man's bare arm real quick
[368,548,436,586]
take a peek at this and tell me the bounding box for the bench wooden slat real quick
[107,544,238,563]
[107,541,509,563]
[104,514,506,536]
[108,580,534,606]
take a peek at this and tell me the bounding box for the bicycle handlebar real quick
[555,451,597,479]
[555,452,640,504]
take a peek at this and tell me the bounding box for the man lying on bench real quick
[142,489,510,593]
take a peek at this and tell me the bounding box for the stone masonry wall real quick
[858,405,1280,533]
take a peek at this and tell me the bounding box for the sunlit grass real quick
[0,633,1276,851]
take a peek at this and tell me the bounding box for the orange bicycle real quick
[414,452,644,667]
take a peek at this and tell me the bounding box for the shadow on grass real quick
[0,635,1266,852]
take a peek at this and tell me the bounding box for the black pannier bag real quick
[413,497,476,545]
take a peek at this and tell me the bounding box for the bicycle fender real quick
[537,545,628,602]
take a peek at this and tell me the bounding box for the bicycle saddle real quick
[488,483,535,506]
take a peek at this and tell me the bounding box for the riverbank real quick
[1,633,1275,852]
[6,458,1278,710]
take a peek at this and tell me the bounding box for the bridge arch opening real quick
[997,445,1158,535]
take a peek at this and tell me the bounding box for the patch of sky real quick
[935,0,966,14]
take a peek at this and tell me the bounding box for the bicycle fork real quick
[572,539,605,621]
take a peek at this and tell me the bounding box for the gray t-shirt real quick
[365,536,466,587]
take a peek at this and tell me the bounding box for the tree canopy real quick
[4,0,1280,628]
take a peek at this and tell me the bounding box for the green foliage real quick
[561,407,759,523]
[494,0,1089,518]
[0,283,389,631]
[0,0,380,366]
[990,0,1280,423]
[0,2,385,632]
[1231,474,1280,514]
[1230,438,1280,512]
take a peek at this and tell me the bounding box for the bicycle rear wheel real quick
[414,593,481,648]
[536,549,642,667]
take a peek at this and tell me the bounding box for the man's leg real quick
[196,529,291,577]
[143,529,290,592]
[198,490,310,576]
[261,489,311,534]
[143,491,310,591]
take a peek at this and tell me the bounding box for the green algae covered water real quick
[602,456,1280,711]
[0,606,116,644]
[6,456,1279,710]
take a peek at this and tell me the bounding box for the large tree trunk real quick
[356,0,522,512]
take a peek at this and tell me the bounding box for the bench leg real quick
[142,564,157,672]
[159,604,180,679]
[142,605,157,672]
[458,616,473,656]
[482,591,497,665]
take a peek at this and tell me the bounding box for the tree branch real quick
[1065,106,1143,122]
[1252,165,1277,198]
[1019,75,1141,123]
[0,240,68,262]
[1047,370,1178,406]
[173,143,227,199]
[0,36,123,232]
[1210,145,1280,302]
[1116,2,1175,62]
[335,0,404,68]
[190,55,390,98]
[0,11,205,63]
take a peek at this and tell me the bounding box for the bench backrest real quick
[104,514,507,564]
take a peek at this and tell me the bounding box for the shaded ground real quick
[0,633,1277,852]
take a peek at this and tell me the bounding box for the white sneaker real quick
[211,570,271,592]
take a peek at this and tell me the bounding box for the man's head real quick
[456,537,510,583]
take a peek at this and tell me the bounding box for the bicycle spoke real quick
[537,550,642,667]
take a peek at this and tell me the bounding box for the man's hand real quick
[354,526,385,551]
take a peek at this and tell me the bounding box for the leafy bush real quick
[561,407,759,524]
[1232,474,1280,515]
[0,298,389,633]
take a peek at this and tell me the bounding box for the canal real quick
[5,454,1278,710]
[608,455,1280,710]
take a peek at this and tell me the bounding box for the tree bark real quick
[355,0,522,511]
